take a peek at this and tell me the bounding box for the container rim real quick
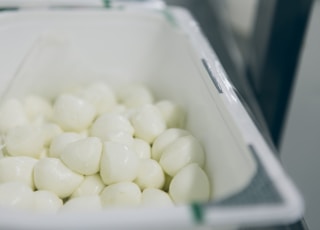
[0,6,305,228]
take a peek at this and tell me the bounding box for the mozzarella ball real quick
[5,125,45,158]
[155,100,186,128]
[141,188,173,206]
[135,159,165,190]
[90,114,134,143]
[41,123,63,147]
[71,174,105,198]
[169,163,210,204]
[131,104,166,144]
[24,95,53,121]
[100,142,139,185]
[77,82,117,115]
[0,182,34,210]
[33,158,84,198]
[100,182,141,207]
[0,156,38,189]
[160,135,205,176]
[133,138,151,159]
[117,84,154,108]
[151,128,189,161]
[33,190,63,213]
[0,98,28,134]
[53,94,96,132]
[60,137,102,175]
[49,132,83,158]
[60,195,102,212]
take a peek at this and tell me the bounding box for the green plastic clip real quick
[191,203,204,224]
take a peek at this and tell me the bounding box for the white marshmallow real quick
[60,195,102,212]
[160,135,205,176]
[100,182,141,207]
[5,125,45,158]
[100,142,139,185]
[90,114,134,143]
[0,156,38,189]
[60,137,102,175]
[133,138,151,159]
[33,190,63,213]
[49,132,83,158]
[130,104,166,144]
[135,159,165,190]
[41,123,63,147]
[53,94,96,132]
[151,128,189,161]
[0,98,28,134]
[0,182,34,210]
[71,174,105,198]
[117,84,154,108]
[155,100,186,128]
[24,95,53,121]
[33,158,84,198]
[169,163,210,204]
[77,82,117,115]
[141,188,173,206]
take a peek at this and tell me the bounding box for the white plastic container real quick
[0,1,304,230]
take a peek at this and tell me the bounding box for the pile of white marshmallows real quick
[0,82,210,213]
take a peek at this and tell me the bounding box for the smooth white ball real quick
[0,182,34,210]
[141,188,173,206]
[90,114,134,144]
[77,82,117,115]
[5,125,45,158]
[169,163,210,204]
[33,158,84,198]
[53,94,96,132]
[117,84,154,108]
[71,174,105,198]
[24,95,53,121]
[133,138,151,159]
[134,159,165,190]
[151,128,189,161]
[100,182,141,207]
[100,142,139,185]
[0,156,38,189]
[130,104,166,144]
[41,123,63,147]
[155,100,186,128]
[160,135,205,176]
[0,98,28,134]
[33,190,63,213]
[60,137,102,175]
[49,132,83,158]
